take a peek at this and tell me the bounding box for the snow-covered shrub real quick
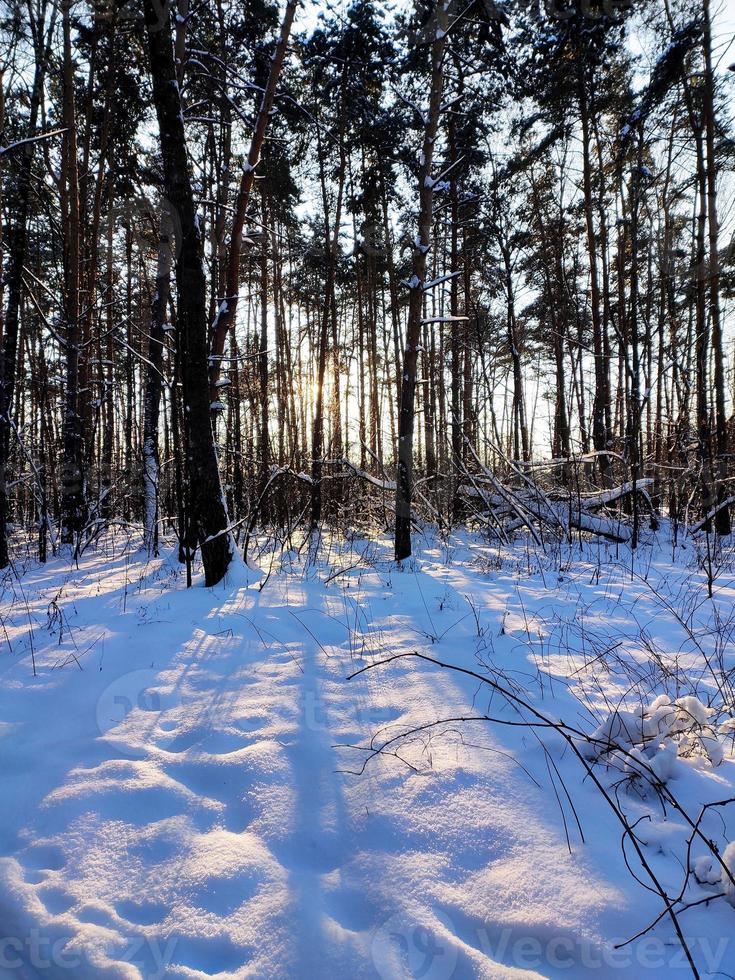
[692,854,722,886]
[691,844,735,907]
[724,844,735,907]
[580,694,726,786]
[622,740,678,785]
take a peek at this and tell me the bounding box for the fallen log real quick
[461,484,633,542]
[577,479,654,509]
[688,495,735,534]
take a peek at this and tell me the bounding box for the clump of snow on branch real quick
[580,694,727,785]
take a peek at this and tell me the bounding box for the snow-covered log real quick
[578,479,654,509]
[460,483,633,542]
[689,495,735,534]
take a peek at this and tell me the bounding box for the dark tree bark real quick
[143,0,232,585]
[257,191,270,521]
[0,3,55,567]
[501,238,529,463]
[579,78,611,487]
[627,129,645,549]
[310,107,346,529]
[693,113,714,528]
[394,9,447,560]
[60,0,87,544]
[101,209,115,519]
[449,118,462,520]
[702,0,730,535]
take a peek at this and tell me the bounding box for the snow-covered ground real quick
[0,530,734,979]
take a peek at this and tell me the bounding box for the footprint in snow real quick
[36,885,76,915]
[116,897,169,927]
[168,934,247,975]
[23,843,66,871]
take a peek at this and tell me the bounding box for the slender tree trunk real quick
[60,0,86,544]
[101,210,115,519]
[258,191,270,521]
[208,0,298,403]
[0,4,53,566]
[693,126,714,528]
[462,250,474,467]
[503,242,529,463]
[394,8,447,560]
[379,174,402,434]
[702,0,730,535]
[579,79,611,486]
[628,131,644,548]
[310,111,346,529]
[449,122,462,519]
[124,225,134,512]
[142,209,172,555]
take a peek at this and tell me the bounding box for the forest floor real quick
[0,529,734,979]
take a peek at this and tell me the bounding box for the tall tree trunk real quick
[142,209,172,555]
[379,173,402,435]
[60,0,86,544]
[124,224,134,513]
[394,9,447,560]
[462,253,474,467]
[693,125,714,528]
[0,3,54,566]
[503,241,529,463]
[449,120,462,520]
[143,0,232,585]
[208,0,298,403]
[702,0,730,535]
[628,131,644,548]
[310,109,346,529]
[257,191,270,521]
[579,78,611,486]
[101,209,115,519]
